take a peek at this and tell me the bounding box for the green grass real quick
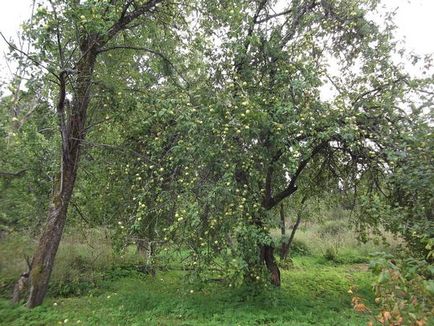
[0,229,143,298]
[0,257,375,326]
[1,221,390,325]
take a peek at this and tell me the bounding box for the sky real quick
[0,0,433,84]
[381,0,434,54]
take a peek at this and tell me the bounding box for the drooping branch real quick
[351,77,406,107]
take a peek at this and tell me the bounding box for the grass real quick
[0,219,393,325]
[0,256,375,325]
[0,229,142,298]
[272,218,402,265]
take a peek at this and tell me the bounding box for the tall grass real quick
[0,228,143,298]
[272,207,402,264]
[1,212,402,300]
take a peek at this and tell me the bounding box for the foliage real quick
[356,115,434,259]
[0,87,57,232]
[369,252,434,325]
[286,238,312,257]
[110,0,434,286]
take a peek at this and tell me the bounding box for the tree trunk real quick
[261,244,281,286]
[136,238,149,260]
[26,171,75,307]
[279,203,287,260]
[280,210,302,261]
[279,203,285,237]
[24,40,97,308]
[254,209,281,286]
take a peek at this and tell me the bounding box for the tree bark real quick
[25,40,97,308]
[280,212,302,260]
[260,244,281,286]
[26,172,74,307]
[279,203,286,259]
[254,211,281,286]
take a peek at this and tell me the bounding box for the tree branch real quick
[256,9,292,24]
[264,141,327,209]
[0,169,27,178]
[97,45,188,87]
[105,0,165,43]
[235,0,269,74]
[0,32,59,80]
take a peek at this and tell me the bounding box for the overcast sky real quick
[0,0,433,84]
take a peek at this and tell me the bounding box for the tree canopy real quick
[0,0,432,308]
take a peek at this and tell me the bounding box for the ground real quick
[0,256,375,326]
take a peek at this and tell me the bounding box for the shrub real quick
[318,220,348,238]
[323,247,338,262]
[368,252,434,325]
[289,239,311,257]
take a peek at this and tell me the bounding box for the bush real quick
[368,252,434,325]
[323,247,338,262]
[318,220,348,238]
[289,239,311,257]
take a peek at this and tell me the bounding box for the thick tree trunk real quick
[261,244,281,286]
[24,41,97,308]
[27,171,75,307]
